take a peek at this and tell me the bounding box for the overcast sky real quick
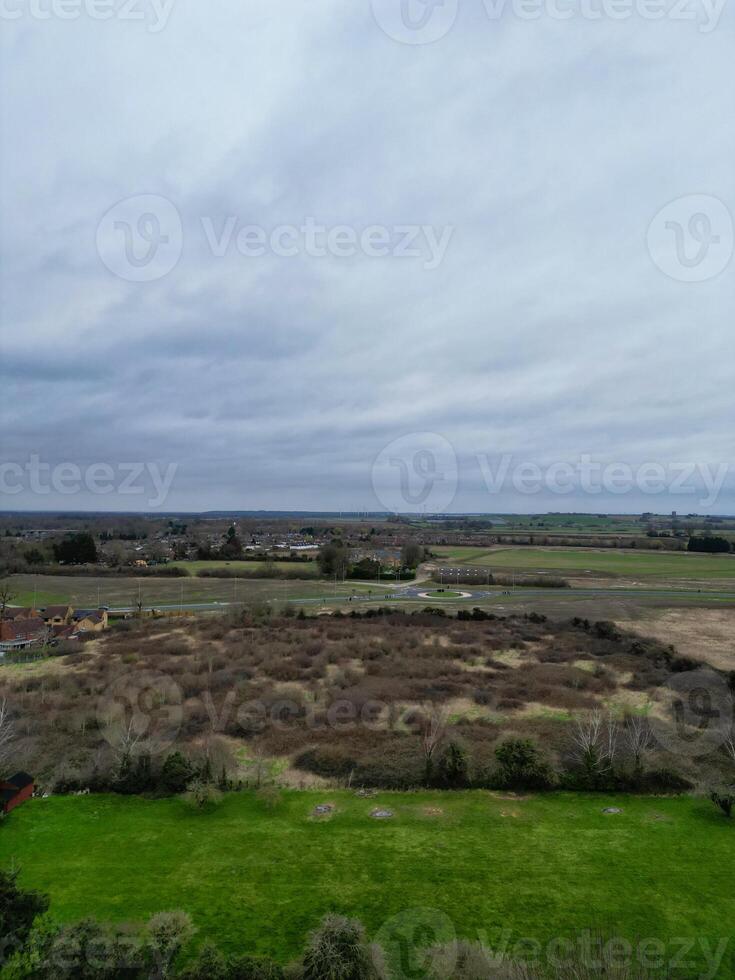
[1,0,733,513]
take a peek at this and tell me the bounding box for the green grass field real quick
[3,791,734,973]
[434,546,735,580]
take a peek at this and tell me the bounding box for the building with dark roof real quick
[0,772,34,814]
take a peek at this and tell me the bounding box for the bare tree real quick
[604,713,619,768]
[103,714,143,765]
[420,702,448,783]
[0,580,16,622]
[0,698,16,773]
[571,710,617,776]
[725,733,735,768]
[624,715,653,771]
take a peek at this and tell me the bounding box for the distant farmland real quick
[433,546,735,581]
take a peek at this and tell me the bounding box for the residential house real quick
[40,605,73,627]
[1,607,40,621]
[71,609,108,632]
[0,618,48,654]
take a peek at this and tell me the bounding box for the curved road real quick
[108,585,735,615]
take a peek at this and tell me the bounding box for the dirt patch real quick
[646,811,672,823]
[422,806,444,817]
[500,809,520,818]
[370,808,394,819]
[312,803,336,818]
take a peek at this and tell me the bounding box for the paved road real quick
[107,585,735,615]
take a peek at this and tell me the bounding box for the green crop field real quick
[435,546,735,580]
[3,791,734,973]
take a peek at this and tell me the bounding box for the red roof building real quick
[1,772,34,814]
[0,618,48,653]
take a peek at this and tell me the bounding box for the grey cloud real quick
[0,0,733,512]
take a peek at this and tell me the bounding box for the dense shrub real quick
[491,739,555,790]
[433,741,470,789]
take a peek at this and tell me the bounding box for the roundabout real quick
[417,589,473,600]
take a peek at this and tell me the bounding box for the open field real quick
[433,546,735,582]
[4,791,734,973]
[5,573,735,625]
[168,559,317,576]
[616,607,735,671]
[5,574,379,609]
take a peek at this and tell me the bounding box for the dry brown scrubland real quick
[1,608,732,790]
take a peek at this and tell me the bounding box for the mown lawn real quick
[2,791,734,973]
[446,547,735,580]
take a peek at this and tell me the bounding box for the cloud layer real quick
[1,0,733,512]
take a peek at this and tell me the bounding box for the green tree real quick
[317,541,351,578]
[0,868,49,957]
[160,752,195,794]
[52,533,98,565]
[400,541,424,568]
[178,941,229,980]
[494,738,554,790]
[10,917,144,978]
[221,526,243,559]
[435,741,469,788]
